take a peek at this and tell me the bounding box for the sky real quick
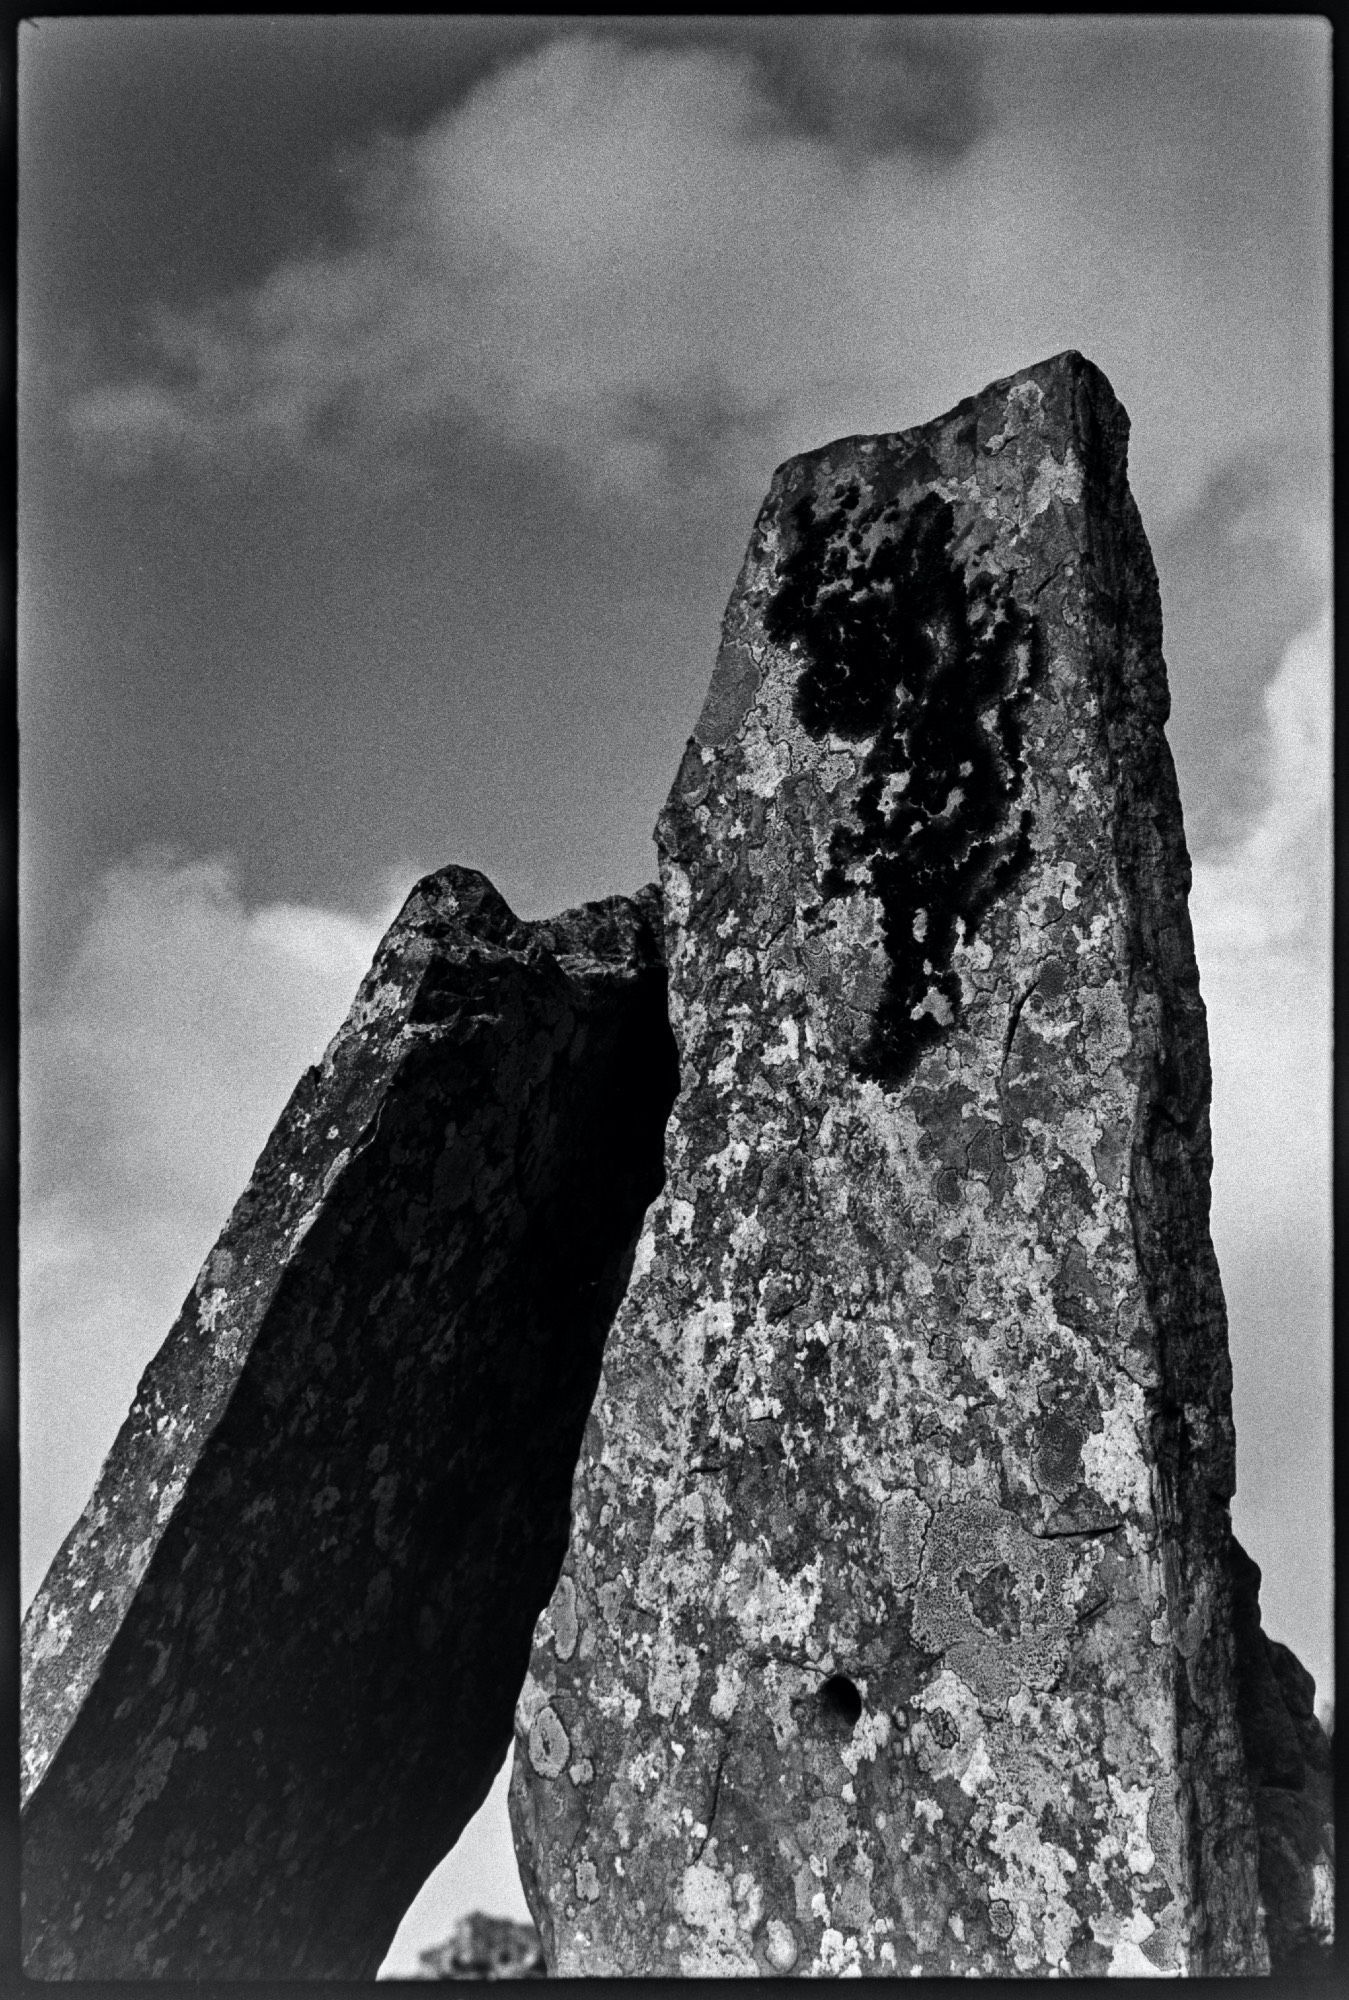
[18,14,1331,1974]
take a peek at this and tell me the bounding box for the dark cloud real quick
[20,13,987,359]
[51,27,993,502]
[600,17,990,161]
[1157,450,1327,856]
[616,377,790,492]
[20,16,558,358]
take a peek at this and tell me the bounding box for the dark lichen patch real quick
[763,485,1040,1085]
[1033,1413,1085,1499]
[956,1561,1023,1643]
[925,1705,961,1750]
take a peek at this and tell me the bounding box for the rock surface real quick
[21,868,677,1978]
[1229,1538,1335,1974]
[510,352,1270,1975]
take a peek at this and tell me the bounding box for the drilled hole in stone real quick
[818,1673,863,1728]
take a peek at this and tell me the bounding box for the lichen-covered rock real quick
[21,867,677,1978]
[510,352,1269,1975]
[1229,1537,1335,1974]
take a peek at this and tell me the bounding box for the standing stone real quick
[21,867,677,1978]
[510,352,1269,1975]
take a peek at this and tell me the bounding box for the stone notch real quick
[510,352,1270,1975]
[21,867,678,1979]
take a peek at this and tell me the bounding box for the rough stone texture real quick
[510,352,1272,1975]
[1229,1537,1335,1975]
[21,867,677,1978]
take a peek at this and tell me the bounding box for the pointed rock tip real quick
[1002,346,1116,396]
[393,864,529,948]
[768,349,1125,488]
[983,347,1125,424]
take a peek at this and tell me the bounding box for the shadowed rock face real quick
[509,352,1270,1976]
[21,868,678,1979]
[1228,1538,1335,1976]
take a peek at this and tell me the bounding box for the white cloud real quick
[20,851,404,1604]
[64,382,209,473]
[65,29,1324,514]
[1188,605,1332,1694]
[69,37,846,493]
[1159,447,1330,856]
[1190,605,1330,972]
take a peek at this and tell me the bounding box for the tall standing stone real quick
[510,352,1268,1975]
[22,867,677,1978]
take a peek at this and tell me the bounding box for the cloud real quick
[1187,603,1332,1693]
[60,382,209,474]
[1189,602,1331,969]
[20,851,404,1604]
[61,26,1323,512]
[67,34,857,494]
[605,17,991,162]
[1160,449,1329,855]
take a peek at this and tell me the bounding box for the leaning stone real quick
[510,352,1269,1975]
[21,867,677,1978]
